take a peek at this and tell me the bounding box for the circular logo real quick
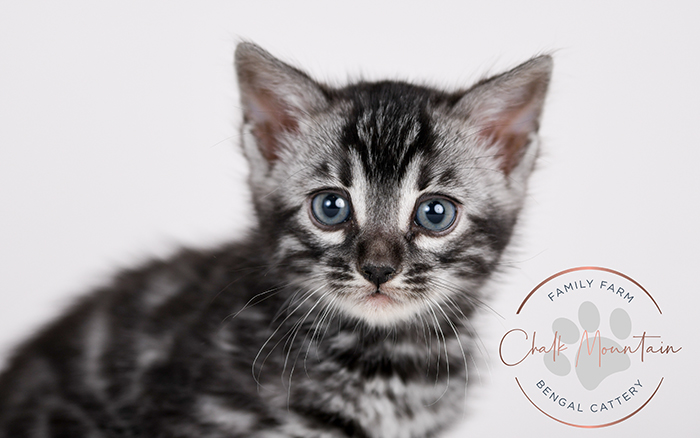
[499,267,681,428]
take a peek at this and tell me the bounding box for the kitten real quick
[0,43,551,437]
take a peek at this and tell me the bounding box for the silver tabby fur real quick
[0,43,552,437]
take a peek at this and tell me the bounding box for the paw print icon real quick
[544,301,632,390]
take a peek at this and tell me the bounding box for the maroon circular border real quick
[516,266,661,315]
[515,377,664,429]
[511,266,664,428]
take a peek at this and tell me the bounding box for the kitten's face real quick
[235,44,551,327]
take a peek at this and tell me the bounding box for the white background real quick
[1,1,698,436]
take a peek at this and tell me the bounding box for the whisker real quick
[251,285,323,385]
[220,282,288,324]
[429,277,503,320]
[428,278,493,372]
[304,295,339,372]
[424,300,450,406]
[271,273,327,323]
[285,289,334,409]
[415,311,433,375]
[428,296,470,417]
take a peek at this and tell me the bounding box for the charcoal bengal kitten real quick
[0,43,552,437]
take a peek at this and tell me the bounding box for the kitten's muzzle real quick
[356,231,404,287]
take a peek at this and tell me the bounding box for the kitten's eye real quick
[415,198,457,233]
[311,193,351,226]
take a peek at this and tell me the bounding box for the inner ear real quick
[454,55,552,175]
[235,42,328,165]
[242,89,300,162]
[480,97,542,174]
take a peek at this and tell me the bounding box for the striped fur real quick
[0,43,552,437]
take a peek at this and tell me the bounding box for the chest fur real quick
[264,363,466,438]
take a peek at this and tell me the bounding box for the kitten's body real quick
[0,44,551,437]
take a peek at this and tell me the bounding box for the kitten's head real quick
[235,43,551,327]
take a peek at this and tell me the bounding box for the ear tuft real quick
[454,55,553,174]
[235,43,328,163]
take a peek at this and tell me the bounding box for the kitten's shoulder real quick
[0,237,268,415]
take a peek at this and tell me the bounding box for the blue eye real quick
[311,193,351,226]
[415,198,457,232]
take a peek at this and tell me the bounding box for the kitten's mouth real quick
[365,289,394,305]
[344,286,419,326]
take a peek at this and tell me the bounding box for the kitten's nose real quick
[361,265,396,286]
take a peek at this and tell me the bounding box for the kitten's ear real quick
[235,42,328,163]
[454,55,552,175]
